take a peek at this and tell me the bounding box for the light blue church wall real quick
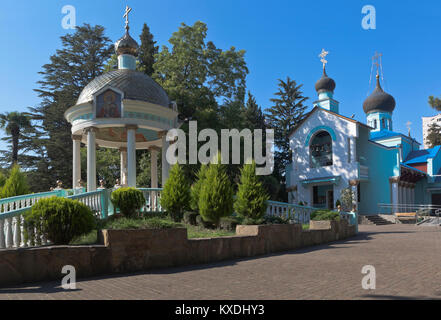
[429,148,441,177]
[356,126,400,215]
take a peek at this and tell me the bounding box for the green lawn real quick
[70,216,236,245]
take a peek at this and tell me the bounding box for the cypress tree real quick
[234,161,269,225]
[198,155,234,227]
[138,23,158,76]
[1,164,30,198]
[160,164,191,222]
[190,164,208,212]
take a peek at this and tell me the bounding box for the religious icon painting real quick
[96,89,122,118]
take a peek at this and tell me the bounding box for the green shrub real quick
[196,215,215,229]
[219,216,241,231]
[111,187,145,217]
[198,157,234,227]
[1,164,30,198]
[0,172,6,188]
[234,161,269,225]
[183,211,199,226]
[25,197,96,245]
[160,164,191,222]
[311,210,340,221]
[263,215,289,225]
[190,164,208,212]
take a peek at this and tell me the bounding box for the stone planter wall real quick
[0,220,355,286]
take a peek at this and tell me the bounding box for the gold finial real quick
[318,48,329,70]
[123,5,132,32]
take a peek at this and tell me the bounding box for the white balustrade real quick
[266,201,316,225]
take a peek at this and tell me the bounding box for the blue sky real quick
[1,0,441,148]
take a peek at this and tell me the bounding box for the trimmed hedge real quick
[311,210,340,221]
[111,187,145,217]
[25,197,96,245]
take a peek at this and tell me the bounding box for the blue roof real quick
[370,130,405,141]
[404,146,441,165]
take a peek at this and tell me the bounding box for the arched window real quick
[310,131,333,168]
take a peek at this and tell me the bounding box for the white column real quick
[86,127,97,192]
[72,135,82,189]
[390,178,399,214]
[161,132,170,186]
[150,147,159,188]
[126,125,137,188]
[120,147,127,186]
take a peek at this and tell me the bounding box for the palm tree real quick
[0,112,32,165]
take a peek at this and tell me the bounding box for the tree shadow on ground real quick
[0,281,81,295]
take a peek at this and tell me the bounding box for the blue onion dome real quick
[363,74,396,114]
[315,68,336,93]
[115,30,139,56]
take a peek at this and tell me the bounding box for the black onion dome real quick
[115,31,139,56]
[315,68,336,93]
[363,75,396,114]
[76,69,170,107]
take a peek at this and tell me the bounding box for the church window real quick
[310,131,333,168]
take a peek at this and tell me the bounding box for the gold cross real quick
[372,51,382,75]
[123,5,132,30]
[319,49,329,69]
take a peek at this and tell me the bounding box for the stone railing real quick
[266,201,316,224]
[0,190,68,249]
[138,188,162,213]
[0,187,164,249]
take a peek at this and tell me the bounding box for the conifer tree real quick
[1,164,30,198]
[198,155,234,227]
[265,77,308,180]
[190,164,208,212]
[426,123,441,148]
[160,164,191,222]
[234,161,269,225]
[28,24,113,191]
[138,23,158,76]
[243,92,266,131]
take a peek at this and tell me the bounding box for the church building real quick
[286,52,441,215]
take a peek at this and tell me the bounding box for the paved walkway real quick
[1,224,441,300]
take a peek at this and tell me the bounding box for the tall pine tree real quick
[28,24,113,191]
[265,77,308,182]
[243,91,265,131]
[138,23,158,76]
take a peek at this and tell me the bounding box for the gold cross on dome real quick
[123,5,132,30]
[372,51,383,75]
[319,49,329,68]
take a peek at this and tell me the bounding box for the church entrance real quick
[312,185,334,210]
